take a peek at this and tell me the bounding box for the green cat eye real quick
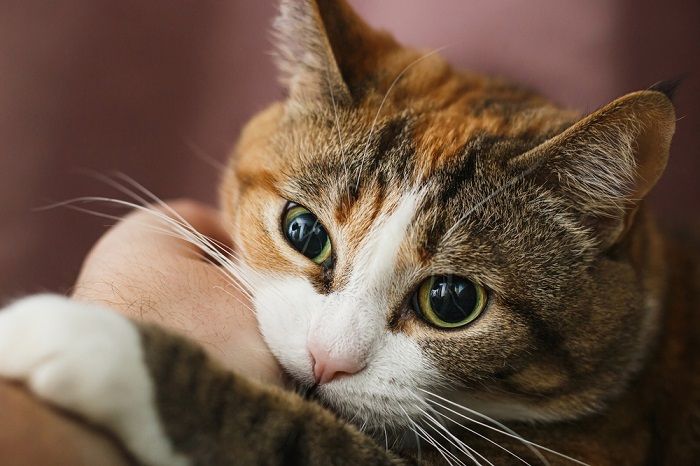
[282,202,332,265]
[412,275,487,328]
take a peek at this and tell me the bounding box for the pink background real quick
[1,0,698,297]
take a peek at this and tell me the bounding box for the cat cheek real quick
[253,277,319,384]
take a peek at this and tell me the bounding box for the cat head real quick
[220,0,675,429]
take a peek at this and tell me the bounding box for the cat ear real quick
[273,0,397,108]
[508,90,676,249]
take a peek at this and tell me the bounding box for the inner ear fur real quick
[273,0,399,108]
[508,90,676,248]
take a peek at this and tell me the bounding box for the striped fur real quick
[216,1,697,464]
[2,1,693,465]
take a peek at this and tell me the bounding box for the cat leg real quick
[0,295,418,465]
[138,318,420,465]
[0,294,189,466]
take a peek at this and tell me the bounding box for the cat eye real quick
[412,275,487,328]
[282,202,332,265]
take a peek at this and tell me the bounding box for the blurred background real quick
[1,0,698,297]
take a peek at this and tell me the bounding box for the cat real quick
[0,0,698,464]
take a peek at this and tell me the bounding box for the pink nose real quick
[309,344,365,385]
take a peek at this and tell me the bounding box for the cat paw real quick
[0,294,189,466]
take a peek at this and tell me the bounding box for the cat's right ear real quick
[273,0,398,110]
[508,89,676,249]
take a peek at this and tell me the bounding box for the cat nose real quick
[308,343,365,385]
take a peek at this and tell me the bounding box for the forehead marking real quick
[350,190,421,289]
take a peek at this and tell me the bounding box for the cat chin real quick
[312,380,425,430]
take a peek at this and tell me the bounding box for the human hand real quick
[72,199,281,387]
[1,200,281,466]
[0,381,131,466]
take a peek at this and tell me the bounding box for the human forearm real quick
[0,380,129,466]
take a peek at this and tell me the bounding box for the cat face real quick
[220,0,675,430]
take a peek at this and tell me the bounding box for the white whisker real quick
[184,140,228,171]
[413,419,467,466]
[401,405,464,466]
[382,422,389,451]
[423,393,548,464]
[42,196,257,300]
[416,396,516,466]
[414,426,423,462]
[416,395,532,466]
[323,63,352,207]
[421,389,588,465]
[417,404,490,466]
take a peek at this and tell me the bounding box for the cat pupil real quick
[429,277,477,323]
[286,212,327,259]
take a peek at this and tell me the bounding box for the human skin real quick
[0,200,279,465]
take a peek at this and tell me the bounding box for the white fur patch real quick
[254,277,319,385]
[0,295,189,466]
[255,274,439,426]
[353,191,419,285]
[253,191,438,427]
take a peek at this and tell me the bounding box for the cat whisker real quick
[107,173,259,272]
[400,404,468,466]
[359,418,369,433]
[323,63,352,208]
[49,199,261,322]
[69,172,263,289]
[424,397,551,465]
[420,389,589,465]
[410,423,454,466]
[40,198,247,288]
[411,393,532,466]
[412,418,469,466]
[42,196,257,302]
[382,421,389,451]
[418,405,490,466]
[421,391,549,464]
[183,140,228,171]
[93,172,242,257]
[211,285,256,314]
[415,426,423,463]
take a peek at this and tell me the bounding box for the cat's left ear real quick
[508,89,676,249]
[273,0,398,109]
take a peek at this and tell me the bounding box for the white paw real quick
[0,294,189,466]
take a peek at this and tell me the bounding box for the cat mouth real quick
[303,383,320,400]
[277,362,404,428]
[278,366,320,400]
[279,368,302,390]
[282,370,339,413]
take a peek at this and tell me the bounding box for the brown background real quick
[1,0,698,298]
